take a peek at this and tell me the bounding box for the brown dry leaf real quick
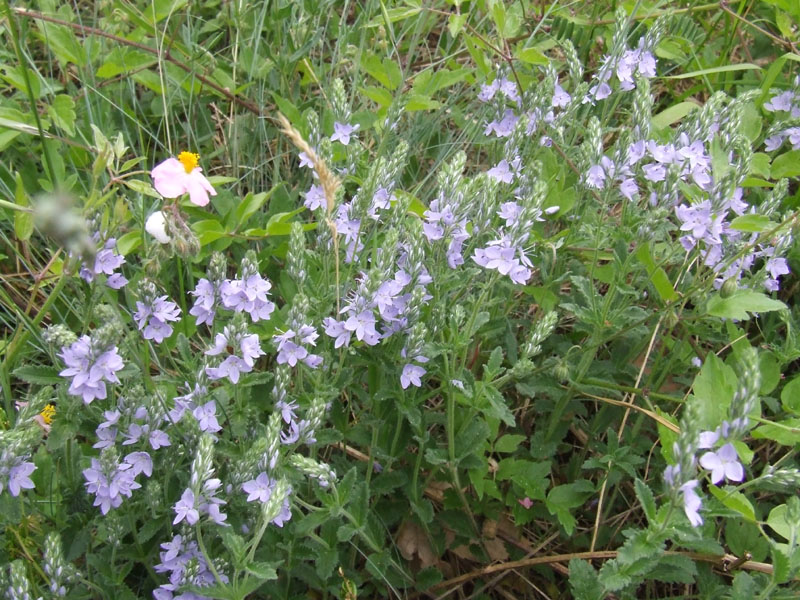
[396,521,436,569]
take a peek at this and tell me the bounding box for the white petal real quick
[145,211,171,243]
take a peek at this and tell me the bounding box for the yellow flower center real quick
[177,151,200,173]
[40,404,56,425]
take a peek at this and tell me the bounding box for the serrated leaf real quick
[706,290,787,320]
[12,365,62,385]
[634,479,657,525]
[766,504,794,540]
[569,558,605,600]
[47,95,76,136]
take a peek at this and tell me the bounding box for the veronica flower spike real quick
[151,151,217,207]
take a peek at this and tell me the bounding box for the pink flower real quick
[151,151,217,206]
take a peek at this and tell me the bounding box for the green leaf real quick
[515,46,549,65]
[360,85,393,107]
[728,214,774,232]
[780,374,800,414]
[496,459,550,500]
[234,188,275,228]
[13,172,33,241]
[404,94,441,111]
[122,179,160,198]
[635,242,678,302]
[192,219,227,245]
[751,418,800,446]
[116,231,141,256]
[750,152,771,178]
[364,6,422,27]
[271,93,302,127]
[767,504,793,540]
[568,559,605,600]
[707,485,756,521]
[495,434,526,453]
[634,479,657,525]
[12,365,62,385]
[691,352,737,430]
[706,290,787,320]
[96,48,156,78]
[545,480,595,535]
[47,95,76,136]
[771,150,800,178]
[651,101,700,129]
[362,55,403,90]
[448,13,468,37]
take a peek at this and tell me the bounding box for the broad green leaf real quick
[362,55,403,90]
[767,504,793,540]
[706,290,787,320]
[780,374,800,414]
[515,46,549,65]
[771,150,800,179]
[116,231,142,255]
[569,559,604,600]
[750,152,771,178]
[651,101,700,129]
[360,85,393,107]
[708,485,756,521]
[271,93,302,128]
[448,13,468,37]
[47,94,76,136]
[728,214,774,232]
[495,434,526,453]
[691,353,737,430]
[192,219,227,245]
[12,365,62,385]
[405,94,441,111]
[234,188,275,228]
[96,48,156,78]
[751,418,800,446]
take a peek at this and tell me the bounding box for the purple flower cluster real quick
[154,534,226,600]
[240,472,292,526]
[586,38,657,103]
[80,237,128,289]
[331,121,360,146]
[190,279,222,326]
[134,295,181,343]
[273,325,322,368]
[472,201,536,284]
[82,450,150,514]
[763,79,800,150]
[94,400,171,451]
[173,480,227,526]
[59,336,124,404]
[422,195,470,268]
[205,326,265,384]
[170,383,222,434]
[220,271,275,322]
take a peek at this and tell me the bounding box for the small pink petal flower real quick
[151,152,217,207]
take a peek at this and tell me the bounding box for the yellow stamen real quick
[40,404,55,425]
[177,151,200,173]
